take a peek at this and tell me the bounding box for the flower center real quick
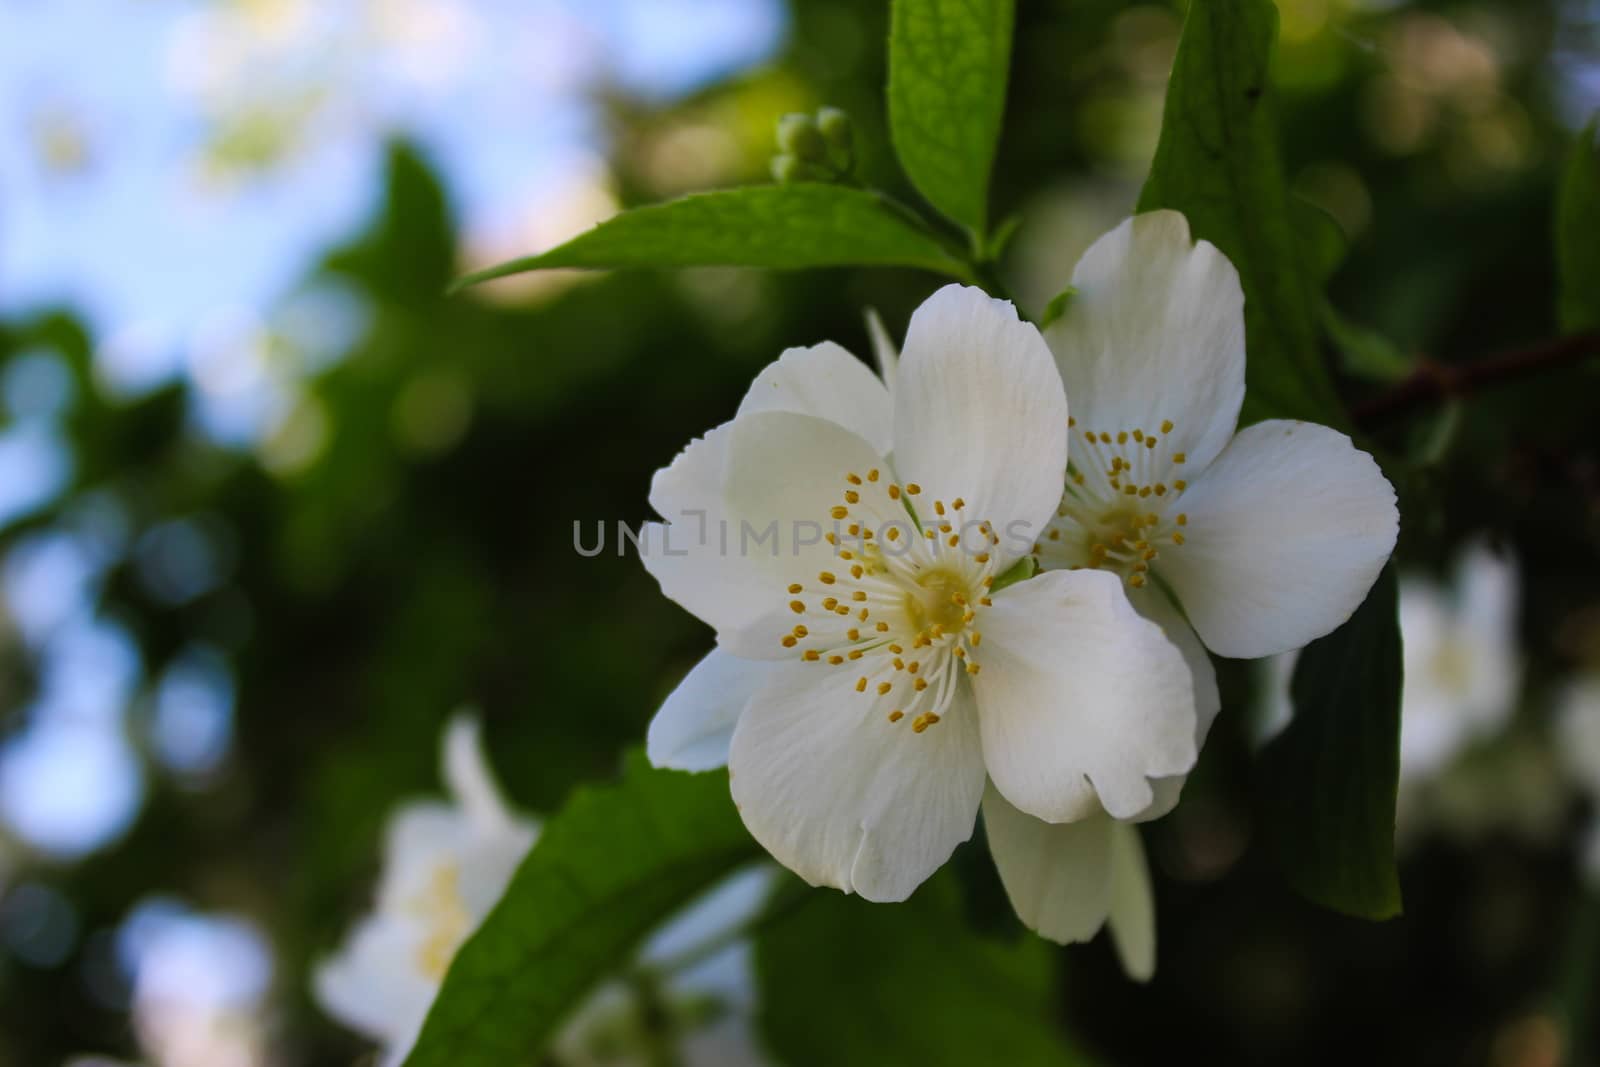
[408,862,472,981]
[777,468,997,734]
[1035,417,1189,588]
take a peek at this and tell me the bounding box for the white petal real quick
[647,650,774,771]
[982,784,1113,944]
[892,284,1068,568]
[736,341,893,456]
[313,917,435,1052]
[728,663,984,902]
[974,570,1198,822]
[1106,821,1156,982]
[1043,211,1245,472]
[377,802,469,913]
[1557,677,1600,796]
[442,714,515,832]
[1127,589,1221,822]
[642,412,887,636]
[865,307,899,393]
[1161,420,1399,659]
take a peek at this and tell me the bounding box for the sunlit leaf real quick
[402,755,759,1067]
[1257,566,1403,920]
[888,0,1015,240]
[451,185,967,290]
[1138,0,1344,427]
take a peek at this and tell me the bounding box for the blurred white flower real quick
[316,716,776,1065]
[642,284,1196,941]
[1258,540,1520,781]
[314,715,538,1065]
[1557,676,1600,884]
[1396,542,1520,782]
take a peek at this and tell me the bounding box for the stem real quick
[1351,330,1600,426]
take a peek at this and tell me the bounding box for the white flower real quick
[1395,542,1520,781]
[642,285,1197,921]
[1034,210,1400,821]
[315,717,777,1066]
[314,715,538,1066]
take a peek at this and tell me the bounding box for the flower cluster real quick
[641,211,1400,976]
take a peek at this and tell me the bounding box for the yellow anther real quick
[953,647,966,658]
[819,572,836,585]
[1048,529,1061,541]
[888,484,902,500]
[886,527,901,542]
[934,500,946,516]
[857,607,869,620]
[1173,479,1187,491]
[911,714,929,732]
[847,524,861,536]
[1173,532,1186,545]
[804,650,821,661]
[830,506,848,520]
[966,662,981,676]
[789,600,805,614]
[1128,574,1147,588]
[851,565,864,579]
[856,677,868,692]
[848,649,863,660]
[979,596,992,606]
[1139,486,1152,498]
[1117,431,1128,444]
[1145,437,1157,450]
[914,678,928,692]
[1124,485,1138,496]
[822,597,838,610]
[889,710,904,723]
[782,635,798,648]
[847,627,861,641]
[1133,429,1145,442]
[825,533,838,545]
[952,497,965,510]
[888,643,904,654]
[975,552,990,563]
[1172,452,1186,464]
[908,661,921,674]
[1143,549,1158,561]
[1100,432,1112,443]
[851,591,867,602]
[876,621,890,632]
[793,625,809,637]
[877,682,892,695]
[971,632,983,647]
[893,657,905,670]
[844,490,860,504]
[840,550,855,560]
[1068,416,1077,427]
[828,654,844,665]
[946,534,960,547]
[847,473,862,485]
[787,583,802,594]
[905,483,922,495]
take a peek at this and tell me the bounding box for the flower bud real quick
[817,107,853,153]
[771,153,808,184]
[776,113,827,164]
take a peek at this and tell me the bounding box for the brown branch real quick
[1351,330,1600,426]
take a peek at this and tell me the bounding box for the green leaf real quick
[451,185,968,291]
[1557,116,1600,332]
[1256,565,1403,920]
[1137,0,1344,427]
[401,754,760,1067]
[756,872,1091,1066]
[888,0,1016,240]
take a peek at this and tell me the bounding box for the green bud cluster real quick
[771,106,855,184]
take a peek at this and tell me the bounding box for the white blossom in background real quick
[315,716,538,1065]
[642,283,1198,976]
[1395,543,1521,781]
[1259,541,1519,779]
[1557,676,1600,883]
[315,716,776,1065]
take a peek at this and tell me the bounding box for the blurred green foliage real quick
[2,0,1599,1065]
